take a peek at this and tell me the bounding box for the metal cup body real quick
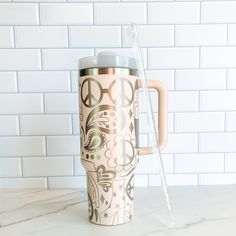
[79,68,139,225]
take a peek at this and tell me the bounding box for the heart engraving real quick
[97,165,116,192]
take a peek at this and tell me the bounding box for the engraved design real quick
[85,105,125,135]
[88,192,94,221]
[125,174,134,201]
[81,77,134,108]
[97,165,116,192]
[108,78,134,107]
[81,77,103,108]
[129,122,134,133]
[84,130,106,153]
[83,104,125,153]
[80,75,138,225]
[105,135,137,173]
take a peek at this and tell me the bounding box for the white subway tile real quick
[20,115,72,135]
[175,153,224,173]
[74,156,86,176]
[138,134,148,147]
[95,3,146,25]
[200,91,236,111]
[201,47,236,68]
[0,27,14,47]
[69,0,119,2]
[148,2,200,24]
[147,175,159,186]
[169,91,198,112]
[71,71,79,92]
[145,70,174,91]
[138,113,155,133]
[22,157,73,177]
[14,0,66,2]
[40,3,93,25]
[0,136,46,156]
[0,94,43,114]
[0,116,19,135]
[226,112,236,131]
[122,25,174,47]
[227,69,236,89]
[15,26,68,48]
[18,71,70,92]
[138,91,160,113]
[175,25,227,46]
[42,49,93,70]
[165,174,198,186]
[228,25,236,45]
[0,49,41,70]
[0,3,39,25]
[47,135,80,156]
[0,178,47,188]
[139,113,173,133]
[149,48,199,69]
[163,133,198,154]
[45,93,78,114]
[95,48,147,69]
[225,153,236,172]
[168,113,174,133]
[149,174,198,186]
[175,112,225,132]
[0,0,235,187]
[199,133,236,152]
[122,0,171,1]
[175,69,226,90]
[0,158,21,177]
[0,72,17,92]
[72,114,80,135]
[48,176,86,188]
[69,26,121,47]
[199,174,236,185]
[202,2,236,23]
[134,175,148,187]
[136,154,173,174]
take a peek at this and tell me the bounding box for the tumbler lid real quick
[79,51,138,71]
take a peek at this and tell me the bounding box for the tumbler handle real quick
[137,80,168,154]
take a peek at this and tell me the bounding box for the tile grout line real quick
[3,23,236,27]
[1,172,235,180]
[3,45,236,49]
[120,25,122,48]
[0,0,234,3]
[13,19,24,177]
[40,0,47,190]
[226,24,229,47]
[173,154,175,174]
[93,2,95,25]
[146,2,148,25]
[199,1,202,25]
[44,135,49,189]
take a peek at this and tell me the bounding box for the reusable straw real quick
[126,24,174,223]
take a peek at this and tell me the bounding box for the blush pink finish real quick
[138,80,168,154]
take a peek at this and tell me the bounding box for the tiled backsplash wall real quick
[0,0,236,188]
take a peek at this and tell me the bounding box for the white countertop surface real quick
[0,186,236,236]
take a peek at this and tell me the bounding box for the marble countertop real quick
[0,186,236,236]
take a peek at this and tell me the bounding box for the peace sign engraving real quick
[113,139,135,167]
[125,174,134,201]
[108,78,134,107]
[81,78,103,108]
